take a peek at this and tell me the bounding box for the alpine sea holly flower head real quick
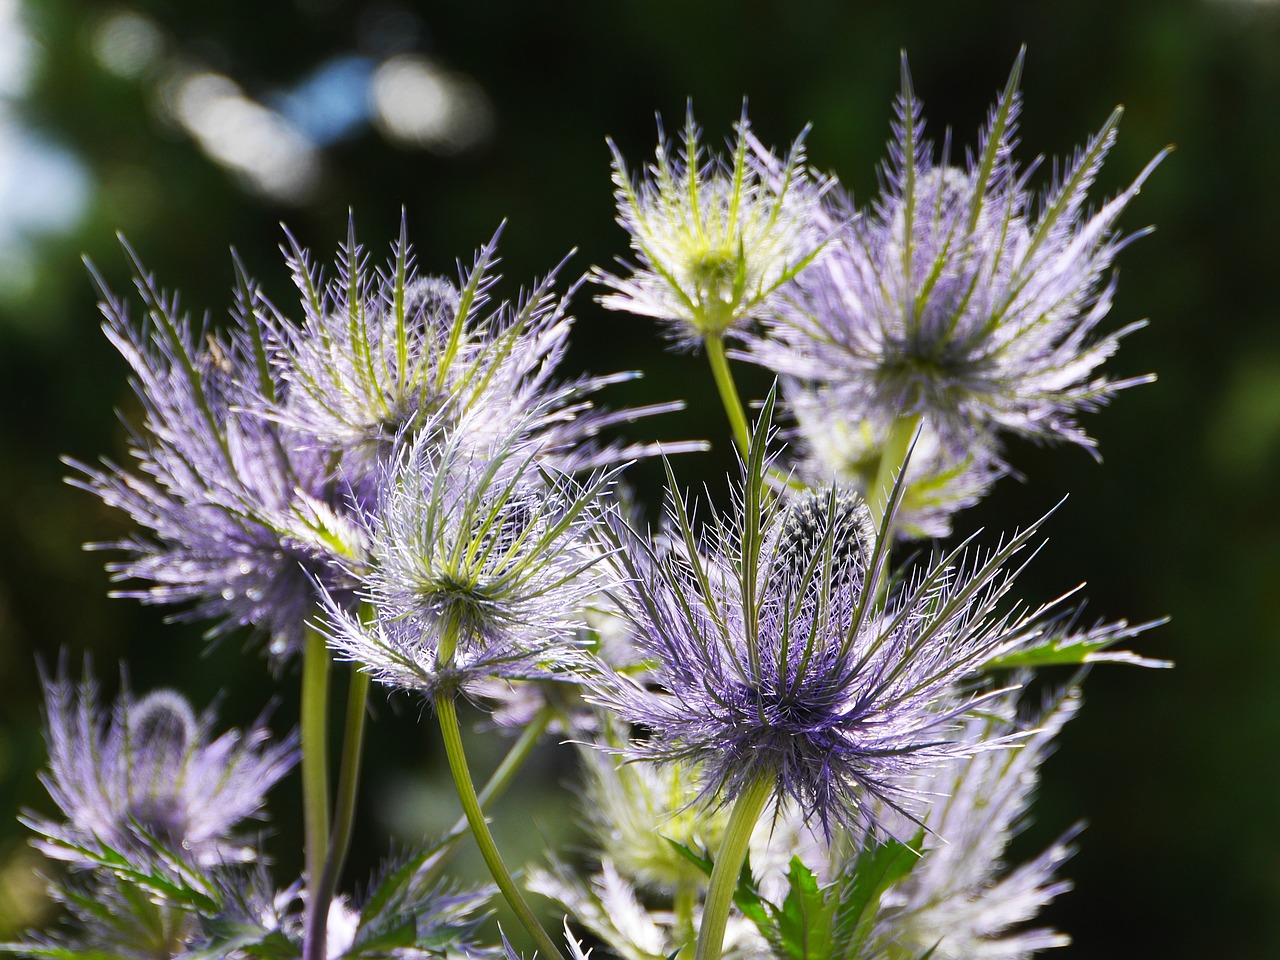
[869,686,1083,960]
[597,393,1075,837]
[68,246,363,661]
[30,662,297,869]
[321,416,618,702]
[267,216,684,488]
[753,50,1168,457]
[596,105,830,347]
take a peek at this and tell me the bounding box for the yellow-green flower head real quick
[596,106,830,347]
[578,729,730,893]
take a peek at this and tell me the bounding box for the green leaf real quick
[987,621,1170,670]
[830,837,922,960]
[769,857,837,960]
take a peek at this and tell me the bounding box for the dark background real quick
[1,1,1277,956]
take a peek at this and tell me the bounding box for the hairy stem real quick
[436,692,565,960]
[705,333,751,453]
[695,774,773,960]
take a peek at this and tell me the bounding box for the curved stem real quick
[868,412,922,531]
[301,625,332,890]
[435,692,565,960]
[694,774,773,960]
[705,333,751,454]
[422,704,554,886]
[304,662,371,960]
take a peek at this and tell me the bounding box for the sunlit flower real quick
[321,421,616,700]
[598,447,1067,835]
[69,252,361,659]
[32,664,296,868]
[268,219,690,486]
[753,53,1165,456]
[596,107,829,346]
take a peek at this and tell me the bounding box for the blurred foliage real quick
[1,0,1278,956]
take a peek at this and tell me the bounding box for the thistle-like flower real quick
[596,107,829,346]
[597,409,1073,836]
[69,252,362,660]
[268,218,687,486]
[321,419,616,701]
[30,664,297,868]
[870,687,1083,960]
[753,53,1165,456]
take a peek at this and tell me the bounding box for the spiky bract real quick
[31,665,296,869]
[70,251,360,659]
[598,427,1069,835]
[754,54,1164,458]
[597,107,829,346]
[321,422,616,700]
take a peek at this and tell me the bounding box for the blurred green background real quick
[0,0,1276,955]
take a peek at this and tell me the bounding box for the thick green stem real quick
[694,774,773,960]
[301,625,332,890]
[705,334,751,454]
[436,692,565,960]
[304,663,371,960]
[868,413,922,531]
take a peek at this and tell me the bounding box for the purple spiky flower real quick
[266,219,691,486]
[752,52,1166,458]
[321,418,617,702]
[72,223,691,663]
[597,426,1074,835]
[31,664,297,868]
[69,251,362,660]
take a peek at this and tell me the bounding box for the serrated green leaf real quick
[987,635,1170,670]
[770,857,836,960]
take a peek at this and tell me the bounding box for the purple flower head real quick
[598,414,1066,836]
[321,418,617,701]
[69,249,362,661]
[753,52,1165,456]
[267,217,687,489]
[871,686,1083,959]
[596,106,830,347]
[31,663,297,868]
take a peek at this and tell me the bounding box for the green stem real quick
[694,774,773,960]
[705,333,751,454]
[423,705,554,886]
[436,692,565,960]
[301,625,332,890]
[868,413,922,531]
[674,880,698,960]
[304,663,372,960]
